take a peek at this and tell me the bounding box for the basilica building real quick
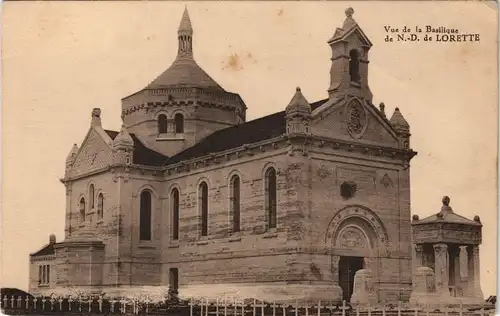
[28,7,481,304]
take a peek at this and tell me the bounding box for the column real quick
[459,245,469,297]
[433,243,450,297]
[415,244,424,267]
[472,245,484,299]
[332,255,340,284]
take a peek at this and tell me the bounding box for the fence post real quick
[234,298,238,316]
[25,296,30,311]
[459,301,463,316]
[217,297,220,316]
[68,296,73,312]
[445,305,449,316]
[426,304,430,316]
[42,297,46,311]
[261,299,265,316]
[382,305,386,316]
[206,298,209,316]
[272,301,277,316]
[368,304,371,316]
[224,297,228,316]
[397,301,402,316]
[282,304,286,316]
[253,298,257,316]
[89,296,92,313]
[317,301,321,316]
[295,301,298,316]
[356,304,360,316]
[305,303,309,316]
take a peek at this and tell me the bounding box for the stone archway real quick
[325,205,389,302]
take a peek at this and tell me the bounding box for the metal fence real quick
[0,295,496,316]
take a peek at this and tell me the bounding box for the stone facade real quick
[28,7,424,304]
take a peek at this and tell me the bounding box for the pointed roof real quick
[285,87,311,116]
[178,7,193,34]
[389,107,410,130]
[144,8,224,91]
[328,7,373,47]
[413,196,482,227]
[112,125,134,149]
[66,143,79,162]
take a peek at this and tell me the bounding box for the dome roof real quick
[146,57,224,91]
[144,7,224,92]
[63,226,102,243]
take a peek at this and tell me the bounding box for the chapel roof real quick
[412,196,482,227]
[164,98,328,165]
[31,243,55,257]
[105,130,168,166]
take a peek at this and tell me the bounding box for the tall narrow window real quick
[174,113,184,133]
[158,114,168,134]
[349,49,360,83]
[89,184,95,209]
[169,268,179,292]
[265,168,277,230]
[140,191,152,241]
[97,193,104,219]
[79,198,86,223]
[47,265,50,283]
[42,265,46,284]
[38,266,42,284]
[171,188,180,241]
[199,182,209,237]
[230,175,241,233]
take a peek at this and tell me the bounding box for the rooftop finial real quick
[345,7,354,18]
[442,196,450,206]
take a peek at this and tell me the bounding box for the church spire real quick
[177,7,193,58]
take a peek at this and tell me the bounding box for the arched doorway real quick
[325,205,389,303]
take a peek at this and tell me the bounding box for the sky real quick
[1,1,498,297]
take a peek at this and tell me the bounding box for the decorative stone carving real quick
[345,100,367,138]
[380,173,393,188]
[338,226,368,249]
[350,269,377,305]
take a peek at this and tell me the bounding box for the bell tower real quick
[327,8,373,102]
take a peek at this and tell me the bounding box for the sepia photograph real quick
[1,1,498,315]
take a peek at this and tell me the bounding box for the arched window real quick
[97,193,104,219]
[174,113,184,133]
[349,49,360,83]
[265,168,277,230]
[158,114,168,134]
[140,191,152,241]
[199,182,209,237]
[89,184,95,209]
[230,175,241,233]
[79,198,86,223]
[171,188,180,241]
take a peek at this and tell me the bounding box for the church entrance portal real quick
[338,256,364,302]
